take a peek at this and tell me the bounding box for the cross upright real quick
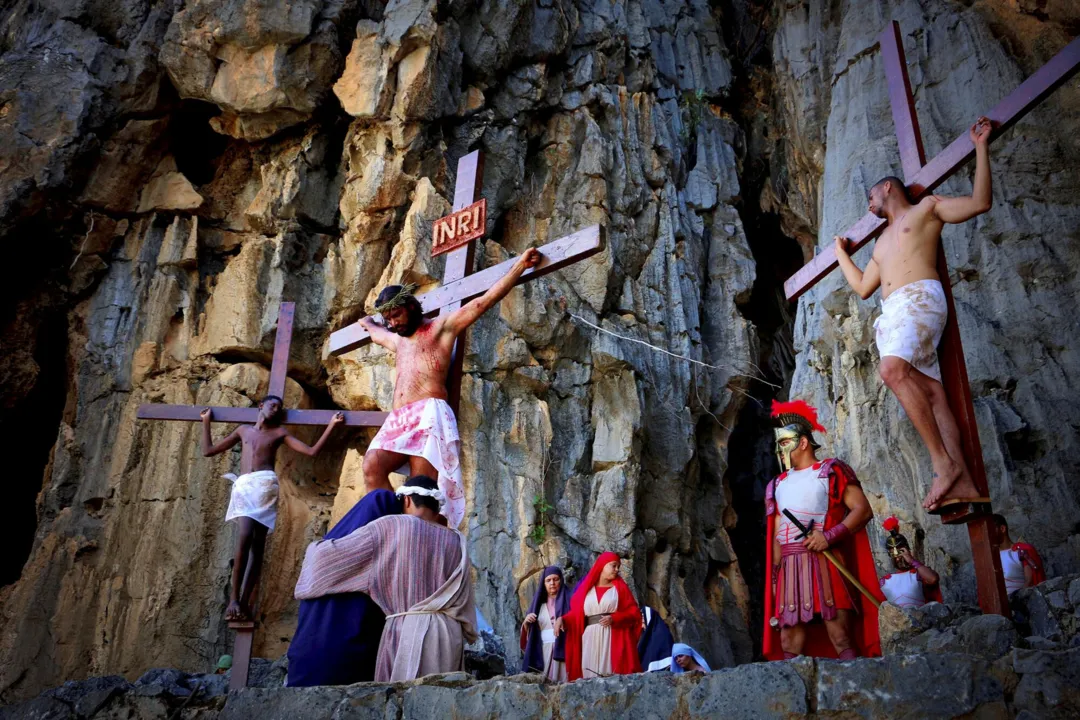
[783,23,1080,616]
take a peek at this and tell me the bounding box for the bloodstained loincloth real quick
[368,398,465,527]
[874,278,948,383]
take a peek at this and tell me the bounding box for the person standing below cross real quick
[358,247,541,527]
[832,116,995,512]
[200,398,344,620]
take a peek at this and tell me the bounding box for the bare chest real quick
[395,330,451,377]
[239,427,284,457]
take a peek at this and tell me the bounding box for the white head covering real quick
[670,643,711,673]
[394,479,446,511]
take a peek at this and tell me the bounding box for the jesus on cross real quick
[832,116,994,511]
[358,247,541,527]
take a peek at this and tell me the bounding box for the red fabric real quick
[763,459,885,661]
[1013,542,1047,586]
[594,585,612,601]
[564,552,642,680]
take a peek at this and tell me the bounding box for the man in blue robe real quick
[286,489,402,686]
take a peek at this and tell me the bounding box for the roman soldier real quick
[763,400,884,661]
[992,514,1046,594]
[879,517,943,608]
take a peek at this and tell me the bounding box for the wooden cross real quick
[327,150,607,423]
[137,301,390,689]
[783,22,1080,616]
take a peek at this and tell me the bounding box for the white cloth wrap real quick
[224,470,279,532]
[874,279,948,383]
[369,398,464,527]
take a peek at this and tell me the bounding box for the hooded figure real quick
[520,566,571,681]
[563,552,642,680]
[670,643,711,674]
[638,606,675,671]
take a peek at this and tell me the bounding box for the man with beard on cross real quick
[358,247,541,528]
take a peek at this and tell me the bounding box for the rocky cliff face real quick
[0,0,1077,704]
[0,0,765,700]
[770,0,1080,602]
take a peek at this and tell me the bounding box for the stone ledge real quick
[5,649,1080,719]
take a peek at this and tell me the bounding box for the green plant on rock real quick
[530,493,555,545]
[678,88,708,145]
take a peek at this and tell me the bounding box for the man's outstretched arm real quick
[931,116,994,223]
[283,412,345,456]
[439,247,541,336]
[834,236,882,300]
[201,409,242,457]
[359,316,399,350]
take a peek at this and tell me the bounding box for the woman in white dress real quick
[520,566,569,681]
[564,552,641,680]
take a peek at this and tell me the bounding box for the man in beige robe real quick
[294,475,477,681]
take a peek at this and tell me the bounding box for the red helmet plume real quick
[770,399,827,433]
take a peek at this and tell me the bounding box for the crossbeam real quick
[327,224,605,355]
[784,34,1080,302]
[136,405,389,427]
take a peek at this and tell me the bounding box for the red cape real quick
[564,552,642,680]
[763,459,885,660]
[1013,542,1047,586]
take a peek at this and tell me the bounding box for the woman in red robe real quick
[563,552,642,680]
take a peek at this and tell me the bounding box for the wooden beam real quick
[784,34,1080,301]
[328,224,606,356]
[136,404,388,427]
[442,151,484,413]
[880,21,927,179]
[267,303,295,400]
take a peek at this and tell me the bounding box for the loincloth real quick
[774,543,853,627]
[225,470,279,532]
[874,279,947,383]
[368,398,464,527]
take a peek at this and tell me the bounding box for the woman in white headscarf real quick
[670,643,711,674]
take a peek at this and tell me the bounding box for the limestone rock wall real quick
[0,0,762,699]
[771,0,1080,599]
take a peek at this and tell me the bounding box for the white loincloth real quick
[224,470,279,532]
[874,279,948,383]
[368,398,464,528]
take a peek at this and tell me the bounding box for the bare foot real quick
[922,458,962,510]
[928,468,981,511]
[225,600,247,621]
[920,459,963,509]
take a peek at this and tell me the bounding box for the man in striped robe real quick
[294,476,477,681]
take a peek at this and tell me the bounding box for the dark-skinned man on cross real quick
[200,399,345,621]
[832,116,994,513]
[359,246,542,528]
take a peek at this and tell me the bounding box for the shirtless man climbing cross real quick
[359,247,541,527]
[834,117,994,512]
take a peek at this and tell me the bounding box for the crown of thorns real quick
[374,283,419,314]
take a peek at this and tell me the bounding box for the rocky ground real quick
[6,577,1080,718]
[1,0,1078,708]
